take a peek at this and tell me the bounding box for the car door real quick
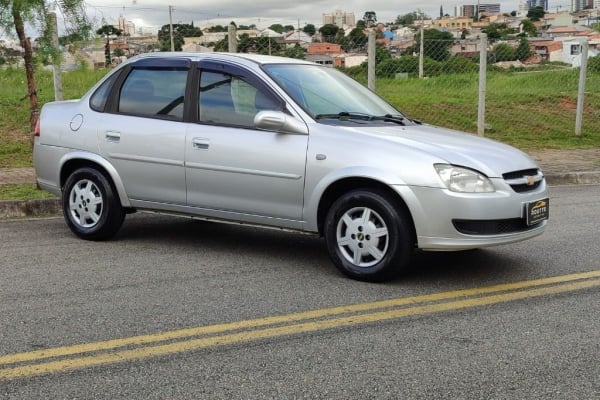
[96,59,190,205]
[185,61,308,222]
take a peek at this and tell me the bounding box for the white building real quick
[322,10,355,27]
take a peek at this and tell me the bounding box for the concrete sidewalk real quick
[1,148,599,219]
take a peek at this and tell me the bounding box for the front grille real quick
[453,218,539,235]
[502,169,544,193]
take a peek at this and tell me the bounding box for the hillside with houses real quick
[2,5,600,71]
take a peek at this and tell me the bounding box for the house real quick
[182,42,212,53]
[199,31,227,45]
[451,39,481,58]
[388,39,415,55]
[305,54,334,66]
[283,30,312,48]
[434,16,473,33]
[339,54,367,67]
[529,39,564,63]
[546,26,592,38]
[392,27,414,39]
[307,42,343,55]
[559,39,600,67]
[260,28,283,38]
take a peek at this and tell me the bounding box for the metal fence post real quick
[575,39,588,137]
[228,24,237,53]
[478,33,487,136]
[419,23,424,79]
[368,30,376,91]
[48,12,63,101]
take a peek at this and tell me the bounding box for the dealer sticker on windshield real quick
[526,198,549,226]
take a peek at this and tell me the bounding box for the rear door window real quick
[118,68,188,121]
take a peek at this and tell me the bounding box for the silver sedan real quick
[34,53,548,281]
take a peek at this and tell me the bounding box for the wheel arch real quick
[59,152,131,208]
[316,177,417,244]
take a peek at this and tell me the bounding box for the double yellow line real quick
[2,270,599,381]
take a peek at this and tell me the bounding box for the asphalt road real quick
[1,185,599,399]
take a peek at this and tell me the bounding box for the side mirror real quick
[254,111,308,135]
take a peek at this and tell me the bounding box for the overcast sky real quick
[1,0,566,40]
[81,0,531,33]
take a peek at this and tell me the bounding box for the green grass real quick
[1,65,599,169]
[0,66,108,167]
[375,69,600,150]
[0,184,57,200]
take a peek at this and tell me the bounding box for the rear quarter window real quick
[89,72,120,112]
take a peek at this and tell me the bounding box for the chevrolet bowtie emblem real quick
[525,176,535,186]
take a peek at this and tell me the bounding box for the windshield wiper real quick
[370,114,406,125]
[315,111,372,121]
[315,112,406,125]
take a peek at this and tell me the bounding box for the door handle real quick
[192,137,210,150]
[105,131,121,142]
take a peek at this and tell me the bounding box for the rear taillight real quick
[34,117,40,137]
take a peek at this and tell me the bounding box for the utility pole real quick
[169,5,174,51]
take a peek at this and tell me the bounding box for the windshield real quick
[263,64,404,121]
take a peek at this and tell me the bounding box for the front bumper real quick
[394,181,548,251]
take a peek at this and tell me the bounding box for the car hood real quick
[342,123,538,178]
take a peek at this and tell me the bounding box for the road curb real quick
[545,172,600,186]
[1,172,599,220]
[0,198,61,219]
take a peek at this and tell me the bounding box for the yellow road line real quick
[1,273,598,380]
[1,270,598,367]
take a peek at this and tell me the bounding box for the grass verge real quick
[0,184,57,201]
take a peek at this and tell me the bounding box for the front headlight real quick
[434,164,495,193]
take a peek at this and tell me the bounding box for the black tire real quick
[62,167,125,241]
[324,189,414,282]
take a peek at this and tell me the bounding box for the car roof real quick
[124,52,314,67]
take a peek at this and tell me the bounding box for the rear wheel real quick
[62,167,125,240]
[324,190,414,282]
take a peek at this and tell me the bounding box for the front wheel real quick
[324,190,414,282]
[62,167,125,241]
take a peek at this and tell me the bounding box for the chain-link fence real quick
[222,27,600,149]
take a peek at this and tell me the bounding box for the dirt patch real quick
[559,97,577,110]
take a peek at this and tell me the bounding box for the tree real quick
[344,27,367,51]
[396,11,428,26]
[238,34,283,55]
[268,24,285,34]
[208,25,228,32]
[283,25,295,32]
[113,47,125,58]
[157,23,202,51]
[482,23,517,41]
[410,29,454,61]
[284,43,306,59]
[0,0,88,136]
[493,43,516,61]
[303,24,316,36]
[319,24,339,40]
[97,24,122,65]
[375,43,391,64]
[519,19,537,37]
[363,11,377,27]
[527,6,545,21]
[515,37,532,61]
